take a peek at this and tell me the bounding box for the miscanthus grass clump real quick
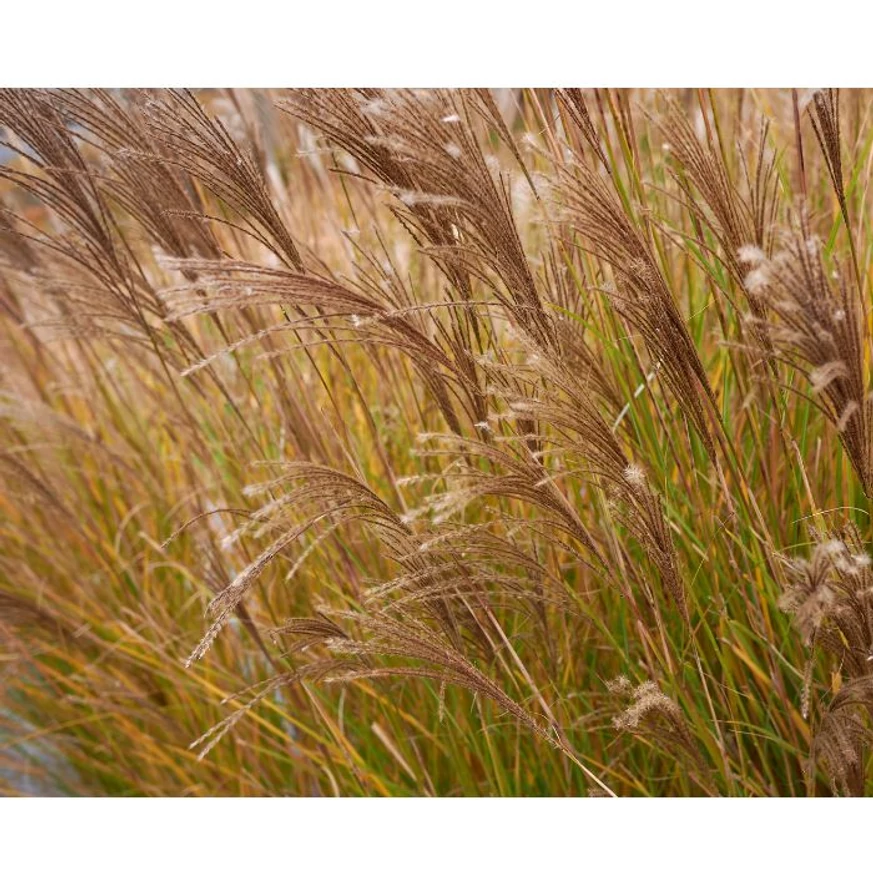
[2,88,873,796]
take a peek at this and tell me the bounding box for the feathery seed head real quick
[622,463,646,491]
[738,244,767,266]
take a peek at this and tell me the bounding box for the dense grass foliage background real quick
[2,89,873,796]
